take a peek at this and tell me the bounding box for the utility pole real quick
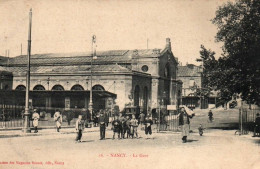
[89,35,96,121]
[22,8,32,133]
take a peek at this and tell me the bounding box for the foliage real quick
[201,0,260,105]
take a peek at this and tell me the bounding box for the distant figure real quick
[179,107,194,143]
[32,109,40,133]
[125,115,131,138]
[99,112,106,140]
[104,110,109,127]
[75,115,85,142]
[130,115,139,138]
[54,110,62,132]
[144,116,153,139]
[198,124,205,136]
[112,115,121,140]
[208,110,213,122]
[254,113,260,137]
[139,112,145,128]
[120,116,127,139]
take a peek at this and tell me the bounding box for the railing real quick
[157,113,180,132]
[236,108,260,135]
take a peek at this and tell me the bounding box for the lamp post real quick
[89,35,96,121]
[22,9,32,133]
[196,58,204,109]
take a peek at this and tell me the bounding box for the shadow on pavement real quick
[186,139,198,143]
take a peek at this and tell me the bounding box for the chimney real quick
[166,38,171,51]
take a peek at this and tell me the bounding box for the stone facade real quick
[0,38,182,113]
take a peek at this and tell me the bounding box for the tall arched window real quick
[134,85,140,107]
[33,85,45,90]
[71,84,84,91]
[92,85,105,91]
[51,85,64,91]
[15,85,26,91]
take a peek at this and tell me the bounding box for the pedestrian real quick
[32,109,40,133]
[254,113,260,137]
[99,112,106,140]
[120,115,127,139]
[125,115,131,138]
[140,112,145,129]
[112,115,121,139]
[75,115,85,143]
[178,107,194,143]
[130,115,139,138]
[208,110,213,122]
[104,110,109,127]
[54,109,62,132]
[144,116,153,139]
[118,113,124,138]
[198,124,205,136]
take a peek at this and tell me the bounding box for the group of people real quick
[75,112,153,142]
[30,107,206,144]
[31,109,63,133]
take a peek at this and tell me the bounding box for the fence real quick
[236,108,260,135]
[0,104,90,129]
[157,112,180,132]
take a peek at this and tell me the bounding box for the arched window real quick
[33,85,45,91]
[134,85,140,106]
[92,85,105,91]
[164,63,171,78]
[51,85,64,91]
[71,84,84,91]
[15,85,26,91]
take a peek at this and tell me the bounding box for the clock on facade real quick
[141,65,149,72]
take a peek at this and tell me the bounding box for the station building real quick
[0,38,182,115]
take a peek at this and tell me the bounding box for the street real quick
[0,108,260,169]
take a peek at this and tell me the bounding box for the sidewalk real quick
[0,126,100,138]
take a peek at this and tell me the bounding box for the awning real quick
[0,90,117,98]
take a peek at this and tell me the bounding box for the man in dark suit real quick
[254,113,260,137]
[178,107,194,143]
[99,112,106,140]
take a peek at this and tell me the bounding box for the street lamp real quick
[89,35,96,121]
[22,9,32,133]
[196,58,204,109]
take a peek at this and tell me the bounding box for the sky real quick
[0,0,232,65]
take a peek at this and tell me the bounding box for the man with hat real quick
[99,111,106,140]
[254,113,260,137]
[178,107,194,143]
[144,115,153,139]
[32,109,40,133]
[112,115,121,139]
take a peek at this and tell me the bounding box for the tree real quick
[201,0,260,105]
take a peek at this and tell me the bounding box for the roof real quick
[0,66,12,75]
[5,64,132,76]
[3,49,162,66]
[177,64,202,77]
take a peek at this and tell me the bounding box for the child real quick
[144,116,153,139]
[75,115,85,142]
[130,115,139,138]
[198,124,205,136]
[112,115,121,139]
